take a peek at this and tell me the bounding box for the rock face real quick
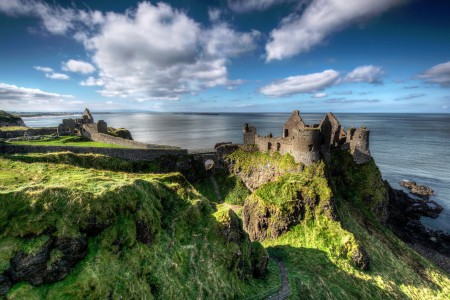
[400,180,435,198]
[107,127,133,140]
[1,236,87,295]
[215,208,269,279]
[386,182,449,257]
[243,195,304,242]
[0,110,26,127]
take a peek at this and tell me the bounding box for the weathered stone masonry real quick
[243,110,371,165]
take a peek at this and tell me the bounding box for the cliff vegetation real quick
[226,149,450,299]
[0,154,277,299]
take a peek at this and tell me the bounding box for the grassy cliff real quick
[228,149,450,299]
[0,154,277,299]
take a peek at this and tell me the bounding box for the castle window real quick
[268,142,272,151]
[308,144,313,151]
[284,129,289,137]
[277,143,281,151]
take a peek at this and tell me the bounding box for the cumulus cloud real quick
[62,59,96,74]
[418,61,450,87]
[86,2,257,101]
[228,0,294,13]
[0,1,262,101]
[343,65,384,84]
[34,65,70,80]
[260,69,340,97]
[265,0,405,61]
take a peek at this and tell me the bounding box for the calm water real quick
[24,112,450,233]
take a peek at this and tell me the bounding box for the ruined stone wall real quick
[283,110,305,137]
[254,136,292,155]
[82,124,178,150]
[243,123,257,145]
[291,129,321,165]
[0,144,187,161]
[347,127,371,164]
[0,127,58,139]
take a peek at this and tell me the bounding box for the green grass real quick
[6,135,127,148]
[0,154,278,299]
[238,151,450,299]
[193,170,250,205]
[226,149,301,175]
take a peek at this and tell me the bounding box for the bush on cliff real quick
[0,155,276,299]
[107,127,133,140]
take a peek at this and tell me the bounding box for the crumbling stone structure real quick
[243,110,371,165]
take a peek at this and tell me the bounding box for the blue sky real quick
[0,0,449,113]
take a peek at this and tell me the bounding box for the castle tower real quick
[291,128,321,166]
[283,110,305,138]
[243,123,257,145]
[347,127,371,164]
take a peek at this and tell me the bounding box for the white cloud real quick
[45,72,70,80]
[0,82,81,110]
[419,61,450,87]
[343,65,384,84]
[33,66,53,73]
[260,69,340,97]
[228,0,293,13]
[208,8,222,22]
[265,0,405,61]
[34,65,70,80]
[313,92,327,98]
[86,2,255,101]
[80,77,104,86]
[0,0,104,35]
[62,59,96,74]
[202,23,260,58]
[1,1,260,101]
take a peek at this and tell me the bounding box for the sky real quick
[0,0,449,113]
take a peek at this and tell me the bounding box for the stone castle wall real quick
[0,144,187,161]
[254,136,292,155]
[0,127,58,139]
[82,124,179,150]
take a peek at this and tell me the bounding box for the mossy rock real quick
[107,127,133,140]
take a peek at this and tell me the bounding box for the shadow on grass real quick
[267,245,403,300]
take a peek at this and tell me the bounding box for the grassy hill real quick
[0,153,277,299]
[224,149,450,299]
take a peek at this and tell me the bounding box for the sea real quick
[23,112,450,233]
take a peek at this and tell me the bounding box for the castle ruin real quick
[243,110,371,165]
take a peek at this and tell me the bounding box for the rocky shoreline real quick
[386,182,450,273]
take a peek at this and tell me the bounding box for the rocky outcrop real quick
[400,180,435,198]
[107,127,133,140]
[0,110,26,127]
[1,236,87,295]
[243,195,303,242]
[215,208,268,278]
[386,182,449,257]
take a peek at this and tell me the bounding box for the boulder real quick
[400,180,434,198]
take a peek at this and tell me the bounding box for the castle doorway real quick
[268,142,272,151]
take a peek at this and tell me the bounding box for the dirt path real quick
[266,258,291,300]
